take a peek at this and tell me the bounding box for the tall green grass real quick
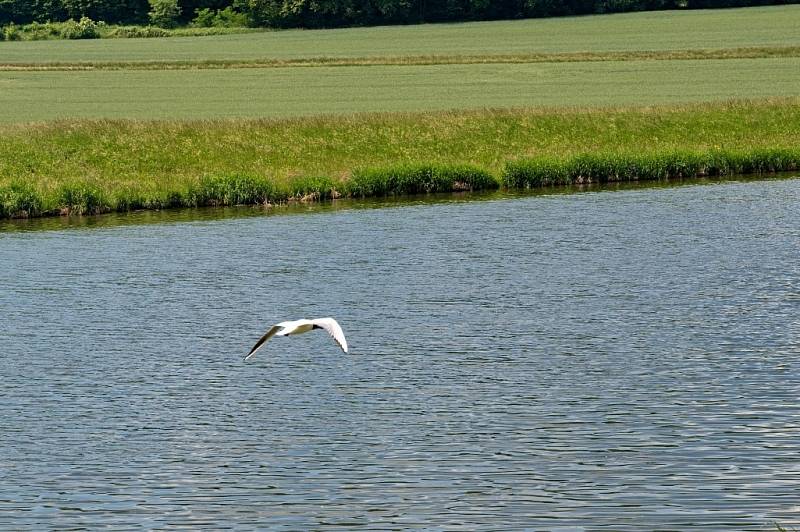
[0,181,43,218]
[3,148,796,218]
[348,164,497,197]
[502,148,800,188]
[0,165,497,217]
[1,100,799,218]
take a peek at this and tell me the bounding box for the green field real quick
[2,6,800,65]
[2,58,800,123]
[1,6,800,122]
[1,6,799,217]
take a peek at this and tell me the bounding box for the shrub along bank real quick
[502,148,800,187]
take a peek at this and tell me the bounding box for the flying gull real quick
[244,317,348,360]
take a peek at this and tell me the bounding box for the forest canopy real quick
[1,0,797,29]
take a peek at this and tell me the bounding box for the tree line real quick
[1,0,796,29]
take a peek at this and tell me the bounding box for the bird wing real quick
[311,318,348,353]
[244,325,282,361]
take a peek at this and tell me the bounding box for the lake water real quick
[1,178,798,530]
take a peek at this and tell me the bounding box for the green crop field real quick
[1,5,800,122]
[2,6,800,65]
[2,58,800,123]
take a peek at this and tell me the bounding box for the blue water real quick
[1,178,799,530]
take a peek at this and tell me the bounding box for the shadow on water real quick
[1,172,797,233]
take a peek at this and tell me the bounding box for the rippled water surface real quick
[2,178,799,530]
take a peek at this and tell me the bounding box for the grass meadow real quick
[2,59,800,123]
[0,5,799,217]
[2,100,799,217]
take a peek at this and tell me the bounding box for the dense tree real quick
[61,0,149,23]
[177,0,233,22]
[1,0,797,28]
[148,0,181,26]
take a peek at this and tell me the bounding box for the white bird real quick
[244,317,348,360]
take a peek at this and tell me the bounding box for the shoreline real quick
[2,151,798,220]
[2,172,797,231]
[2,100,799,220]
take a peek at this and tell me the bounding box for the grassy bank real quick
[1,100,798,218]
[502,148,799,187]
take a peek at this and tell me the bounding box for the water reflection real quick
[2,173,796,234]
